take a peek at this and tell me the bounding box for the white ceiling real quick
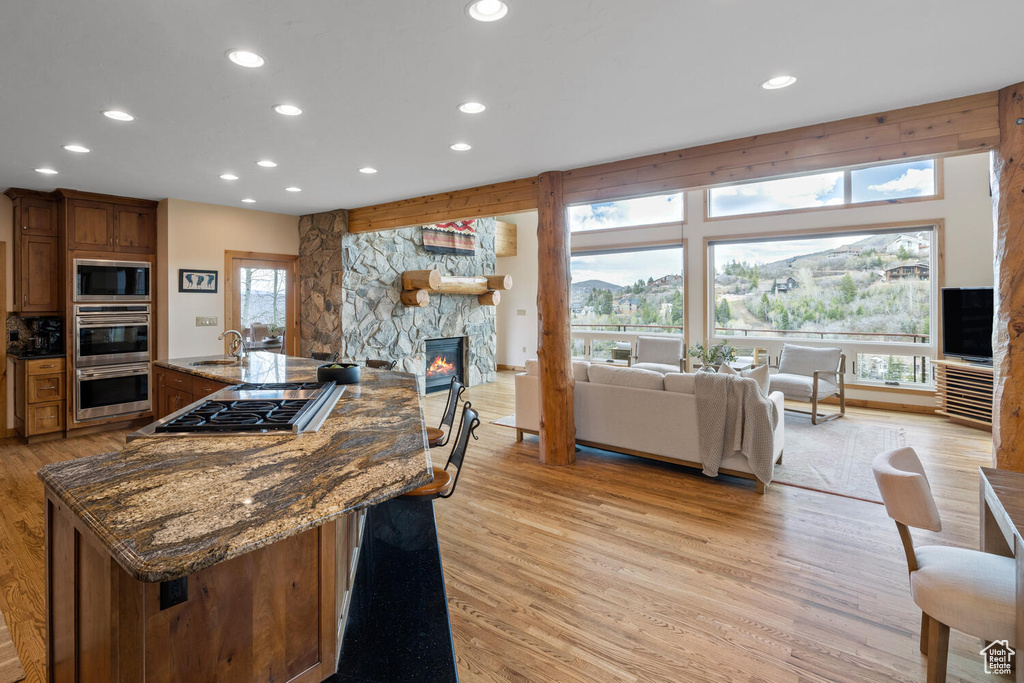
[1,0,1023,216]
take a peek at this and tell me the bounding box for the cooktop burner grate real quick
[154,381,338,434]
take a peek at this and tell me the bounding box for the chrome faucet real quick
[218,329,246,360]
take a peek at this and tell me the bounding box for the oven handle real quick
[78,367,150,379]
[76,317,151,327]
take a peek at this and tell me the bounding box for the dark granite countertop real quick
[38,353,433,583]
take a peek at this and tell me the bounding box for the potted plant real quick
[687,341,736,372]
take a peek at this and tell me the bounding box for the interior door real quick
[225,252,299,356]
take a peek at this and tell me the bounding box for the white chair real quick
[872,447,1016,682]
[632,335,685,374]
[769,344,845,424]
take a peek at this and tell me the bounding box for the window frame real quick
[566,191,687,236]
[702,158,944,222]
[702,220,944,392]
[569,238,689,365]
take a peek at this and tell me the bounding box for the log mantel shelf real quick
[401,269,513,307]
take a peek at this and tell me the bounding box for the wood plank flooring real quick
[0,371,999,682]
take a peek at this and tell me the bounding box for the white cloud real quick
[569,193,682,231]
[866,168,935,196]
[710,172,843,216]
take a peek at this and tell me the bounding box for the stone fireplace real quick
[424,337,465,393]
[298,210,497,393]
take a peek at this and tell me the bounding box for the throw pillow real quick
[718,363,770,397]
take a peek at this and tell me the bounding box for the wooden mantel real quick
[401,269,512,307]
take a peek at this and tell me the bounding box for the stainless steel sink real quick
[190,359,239,366]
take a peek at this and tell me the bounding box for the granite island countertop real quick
[38,353,433,583]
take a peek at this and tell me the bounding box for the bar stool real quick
[426,377,466,448]
[311,351,339,362]
[366,359,398,370]
[405,402,480,499]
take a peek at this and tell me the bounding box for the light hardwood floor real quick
[0,371,999,682]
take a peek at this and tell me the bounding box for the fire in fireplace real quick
[424,337,464,393]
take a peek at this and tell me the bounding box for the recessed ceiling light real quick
[241,198,256,203]
[63,144,90,153]
[220,173,239,180]
[227,50,265,68]
[359,167,378,174]
[103,110,135,121]
[35,168,58,175]
[285,186,302,192]
[458,102,486,114]
[761,75,797,90]
[273,104,303,116]
[450,143,472,151]
[257,160,278,168]
[467,0,508,22]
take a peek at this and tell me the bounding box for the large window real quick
[707,159,938,218]
[568,192,683,232]
[570,245,685,360]
[708,226,937,385]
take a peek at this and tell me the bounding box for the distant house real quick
[775,276,800,293]
[885,233,928,255]
[885,262,929,281]
[616,296,641,313]
[830,246,862,257]
[649,274,683,288]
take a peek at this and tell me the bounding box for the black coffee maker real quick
[26,317,62,356]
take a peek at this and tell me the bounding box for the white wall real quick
[495,212,539,368]
[502,152,995,407]
[158,199,299,359]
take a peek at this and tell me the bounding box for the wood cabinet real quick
[66,195,156,253]
[14,357,67,439]
[5,190,62,313]
[153,366,232,420]
[933,359,994,430]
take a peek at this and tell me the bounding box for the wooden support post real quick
[994,82,1024,471]
[478,291,500,306]
[400,289,429,307]
[536,171,576,466]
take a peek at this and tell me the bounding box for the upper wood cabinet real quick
[63,191,157,254]
[114,205,157,253]
[5,190,62,313]
[68,199,115,250]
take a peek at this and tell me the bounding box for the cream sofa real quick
[514,360,785,492]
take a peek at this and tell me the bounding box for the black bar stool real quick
[405,402,480,499]
[366,359,398,370]
[426,377,466,448]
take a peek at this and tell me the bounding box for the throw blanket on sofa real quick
[694,373,779,484]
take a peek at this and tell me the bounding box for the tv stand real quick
[933,359,993,430]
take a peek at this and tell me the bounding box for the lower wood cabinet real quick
[45,490,366,683]
[14,357,67,439]
[153,366,232,419]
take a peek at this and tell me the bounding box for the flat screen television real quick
[941,287,994,364]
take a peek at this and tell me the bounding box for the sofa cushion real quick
[718,363,770,397]
[524,359,590,382]
[588,363,664,391]
[572,360,590,382]
[769,372,838,400]
[633,361,681,375]
[778,344,842,377]
[663,372,696,394]
[636,335,685,366]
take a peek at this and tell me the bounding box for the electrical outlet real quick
[522,346,527,353]
[195,316,218,327]
[517,309,527,316]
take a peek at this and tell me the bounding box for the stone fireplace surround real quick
[298,210,497,393]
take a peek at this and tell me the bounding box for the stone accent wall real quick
[298,210,346,356]
[298,212,497,391]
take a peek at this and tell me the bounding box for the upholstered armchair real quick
[632,335,686,374]
[768,344,845,424]
[873,447,1015,682]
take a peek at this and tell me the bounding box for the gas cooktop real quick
[134,380,344,438]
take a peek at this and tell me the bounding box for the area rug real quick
[771,417,904,503]
[0,609,25,683]
[495,412,896,503]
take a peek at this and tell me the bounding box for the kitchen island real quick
[39,353,436,683]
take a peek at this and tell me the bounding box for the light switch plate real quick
[195,316,219,327]
[517,309,527,316]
